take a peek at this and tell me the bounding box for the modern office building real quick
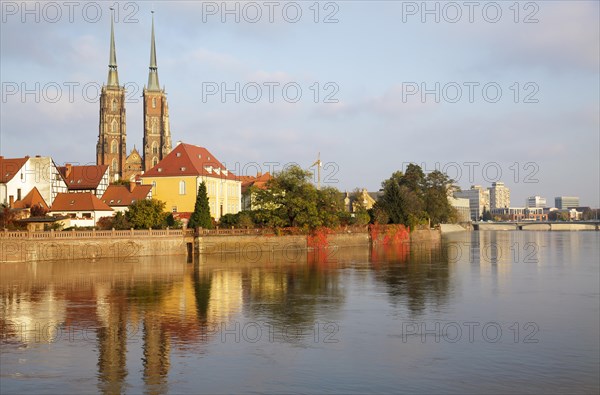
[454,185,490,221]
[526,195,547,208]
[555,196,580,209]
[489,182,510,210]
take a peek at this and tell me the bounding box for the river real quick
[1,231,598,394]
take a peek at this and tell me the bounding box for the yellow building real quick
[140,142,241,219]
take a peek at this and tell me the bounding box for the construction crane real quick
[311,152,322,190]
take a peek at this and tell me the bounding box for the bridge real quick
[472,221,600,231]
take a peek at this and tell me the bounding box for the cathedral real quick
[96,13,172,182]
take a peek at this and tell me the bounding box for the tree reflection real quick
[370,240,451,316]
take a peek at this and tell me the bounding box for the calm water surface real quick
[1,231,599,394]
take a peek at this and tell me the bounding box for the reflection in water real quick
[370,241,450,316]
[1,234,598,394]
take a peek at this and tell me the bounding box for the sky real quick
[1,0,599,207]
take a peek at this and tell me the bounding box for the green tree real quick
[252,165,344,229]
[423,170,457,225]
[377,165,457,228]
[482,206,492,221]
[189,182,213,229]
[125,199,166,229]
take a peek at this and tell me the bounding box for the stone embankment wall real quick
[1,226,437,263]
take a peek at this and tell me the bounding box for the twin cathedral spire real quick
[97,12,172,181]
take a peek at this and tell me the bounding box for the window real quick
[179,180,186,195]
[111,140,118,154]
[153,157,159,167]
[17,189,21,201]
[172,206,177,213]
[152,123,157,134]
[152,142,158,154]
[112,159,117,174]
[152,97,157,108]
[111,120,117,133]
[112,99,117,111]
[82,213,92,219]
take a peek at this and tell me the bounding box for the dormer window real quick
[222,169,228,176]
[198,154,201,159]
[180,167,186,171]
[157,168,162,172]
[204,166,212,174]
[214,168,221,175]
[176,152,181,157]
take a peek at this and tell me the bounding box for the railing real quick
[0,228,188,239]
[0,225,370,239]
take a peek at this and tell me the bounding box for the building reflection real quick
[2,247,366,390]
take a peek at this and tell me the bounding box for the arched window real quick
[112,99,117,111]
[111,140,118,154]
[152,97,156,108]
[111,158,117,174]
[179,180,186,195]
[152,122,158,135]
[152,157,158,167]
[111,120,117,133]
[152,142,158,155]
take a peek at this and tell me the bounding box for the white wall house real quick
[50,193,113,227]
[0,156,67,207]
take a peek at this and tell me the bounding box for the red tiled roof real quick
[51,193,113,212]
[101,184,152,207]
[57,165,109,190]
[0,156,28,183]
[241,172,272,193]
[13,187,49,209]
[140,143,238,180]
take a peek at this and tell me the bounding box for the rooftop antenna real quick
[311,152,322,190]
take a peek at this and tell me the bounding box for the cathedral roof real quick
[140,143,238,181]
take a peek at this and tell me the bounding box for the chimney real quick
[257,171,262,178]
[128,181,136,192]
[65,163,72,177]
[9,195,14,208]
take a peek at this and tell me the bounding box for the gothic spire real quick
[107,9,119,87]
[147,12,160,91]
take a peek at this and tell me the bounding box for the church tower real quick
[97,13,127,181]
[143,12,172,171]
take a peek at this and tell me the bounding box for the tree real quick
[189,182,213,229]
[482,206,492,221]
[423,170,457,225]
[377,165,457,228]
[29,205,48,217]
[125,199,167,229]
[250,165,346,229]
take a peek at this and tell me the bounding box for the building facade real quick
[143,14,172,172]
[555,196,580,209]
[489,181,510,209]
[96,14,171,181]
[139,143,241,220]
[96,16,127,181]
[526,195,547,208]
[454,185,490,221]
[0,155,67,207]
[58,164,110,198]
